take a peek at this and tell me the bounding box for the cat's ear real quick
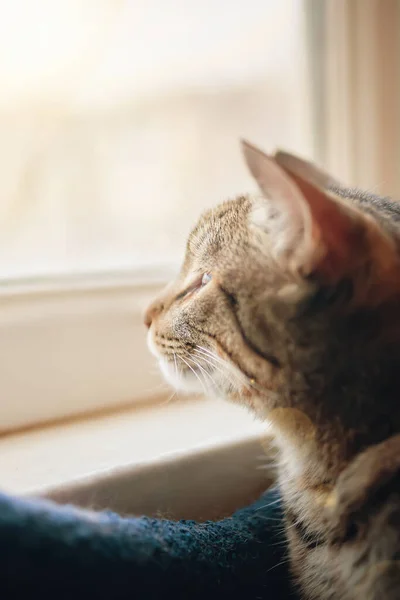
[273,149,342,190]
[240,139,383,284]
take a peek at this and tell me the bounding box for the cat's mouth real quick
[147,329,220,395]
[147,329,261,402]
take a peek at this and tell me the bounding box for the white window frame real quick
[0,268,174,432]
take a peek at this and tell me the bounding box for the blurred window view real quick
[0,0,314,280]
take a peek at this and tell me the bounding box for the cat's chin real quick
[158,358,205,395]
[147,330,206,394]
[157,354,268,419]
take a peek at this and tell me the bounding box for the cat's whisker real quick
[284,518,310,533]
[178,355,209,396]
[197,346,277,398]
[159,390,179,406]
[256,464,278,471]
[194,348,256,395]
[187,350,246,399]
[195,346,262,392]
[193,348,233,377]
[256,451,277,461]
[185,355,215,392]
[254,496,282,511]
[195,345,234,369]
[173,353,180,383]
[192,350,241,391]
[261,538,288,548]
[266,556,291,573]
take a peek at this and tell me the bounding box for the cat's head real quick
[145,140,400,426]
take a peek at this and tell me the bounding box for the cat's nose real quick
[144,300,164,329]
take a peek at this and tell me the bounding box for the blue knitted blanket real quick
[0,486,295,599]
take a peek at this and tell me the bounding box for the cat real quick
[144,139,400,599]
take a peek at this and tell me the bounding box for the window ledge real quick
[0,397,273,519]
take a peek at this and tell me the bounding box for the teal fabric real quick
[0,486,296,599]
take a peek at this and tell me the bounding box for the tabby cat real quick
[145,140,400,599]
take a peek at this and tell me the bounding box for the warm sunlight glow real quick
[0,0,311,277]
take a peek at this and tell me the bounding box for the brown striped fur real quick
[145,140,400,599]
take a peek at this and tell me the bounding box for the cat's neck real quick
[273,304,400,481]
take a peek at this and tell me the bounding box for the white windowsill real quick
[0,396,273,519]
[0,270,275,518]
[0,270,173,432]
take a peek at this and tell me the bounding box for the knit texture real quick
[0,486,296,599]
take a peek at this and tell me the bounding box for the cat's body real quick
[145,141,400,599]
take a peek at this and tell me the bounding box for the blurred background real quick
[0,0,315,279]
[1,0,398,282]
[0,0,399,433]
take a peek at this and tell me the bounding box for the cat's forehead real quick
[186,196,252,264]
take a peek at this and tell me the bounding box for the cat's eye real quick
[201,273,212,286]
[175,272,212,302]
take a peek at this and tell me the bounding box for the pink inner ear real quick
[241,140,366,281]
[289,172,365,280]
[242,140,312,234]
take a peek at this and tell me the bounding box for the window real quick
[0,0,313,279]
[0,0,318,432]
[6,0,399,435]
[2,0,399,505]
